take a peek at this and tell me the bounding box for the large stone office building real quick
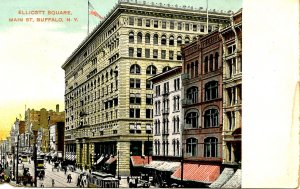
[62,0,231,175]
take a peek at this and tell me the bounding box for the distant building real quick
[24,104,65,153]
[49,122,65,159]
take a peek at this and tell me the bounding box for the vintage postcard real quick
[0,0,298,188]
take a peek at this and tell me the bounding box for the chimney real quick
[56,104,59,113]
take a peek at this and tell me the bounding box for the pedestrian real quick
[77,176,80,187]
[127,176,130,184]
[64,167,67,174]
[40,183,44,187]
[28,159,31,164]
[81,178,84,187]
[69,174,72,183]
[52,179,55,187]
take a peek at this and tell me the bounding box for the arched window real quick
[145,33,150,44]
[186,138,197,156]
[130,64,141,74]
[105,72,108,81]
[137,32,142,43]
[177,36,182,46]
[172,139,176,156]
[110,69,113,78]
[209,54,214,72]
[204,56,208,73]
[169,35,174,46]
[146,65,157,75]
[176,140,180,156]
[153,34,158,45]
[185,36,190,44]
[205,81,218,101]
[162,66,171,73]
[185,111,199,128]
[161,35,166,45]
[215,52,219,70]
[187,87,198,104]
[204,137,218,157]
[204,109,219,128]
[129,31,134,43]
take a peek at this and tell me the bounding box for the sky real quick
[0,0,242,139]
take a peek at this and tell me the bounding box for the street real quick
[21,161,81,188]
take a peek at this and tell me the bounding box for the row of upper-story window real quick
[185,137,219,157]
[154,78,181,97]
[184,81,219,105]
[184,52,220,79]
[128,32,196,45]
[128,16,217,33]
[154,95,180,115]
[184,108,220,129]
[129,47,182,60]
[154,116,180,135]
[154,139,180,157]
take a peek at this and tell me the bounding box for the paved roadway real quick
[23,161,82,187]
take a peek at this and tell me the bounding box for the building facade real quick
[220,9,242,167]
[62,0,231,175]
[24,105,65,153]
[150,66,182,158]
[171,27,224,187]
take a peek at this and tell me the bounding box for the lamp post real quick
[147,134,150,164]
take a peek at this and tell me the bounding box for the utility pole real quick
[147,134,150,164]
[16,135,19,184]
[180,147,184,187]
[34,143,37,187]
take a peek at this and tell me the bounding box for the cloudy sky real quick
[0,0,242,139]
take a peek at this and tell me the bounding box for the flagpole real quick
[206,0,208,33]
[88,0,89,35]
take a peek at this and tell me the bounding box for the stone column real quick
[117,141,131,176]
[76,139,80,167]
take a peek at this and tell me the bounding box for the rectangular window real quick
[163,82,169,94]
[129,17,134,25]
[146,109,153,118]
[208,25,212,33]
[200,25,205,32]
[162,21,166,29]
[146,94,153,105]
[193,24,197,31]
[146,19,150,27]
[177,51,182,60]
[185,23,189,31]
[170,21,174,29]
[177,22,182,30]
[130,78,141,88]
[146,80,153,89]
[155,85,160,96]
[137,48,142,57]
[154,20,158,28]
[137,18,142,26]
[169,51,174,60]
[130,93,141,104]
[161,50,166,59]
[153,49,158,59]
[145,49,150,58]
[129,47,134,57]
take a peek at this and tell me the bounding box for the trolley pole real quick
[16,135,19,184]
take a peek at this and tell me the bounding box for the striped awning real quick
[221,169,241,188]
[105,156,117,164]
[209,168,235,188]
[156,161,180,172]
[95,155,105,165]
[144,160,164,169]
[130,156,152,167]
[171,163,220,184]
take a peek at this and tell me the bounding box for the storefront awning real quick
[105,155,117,164]
[130,156,152,167]
[144,160,165,169]
[171,163,220,184]
[156,161,180,172]
[209,168,235,188]
[95,155,105,165]
[221,169,241,188]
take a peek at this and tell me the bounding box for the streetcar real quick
[88,172,119,188]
